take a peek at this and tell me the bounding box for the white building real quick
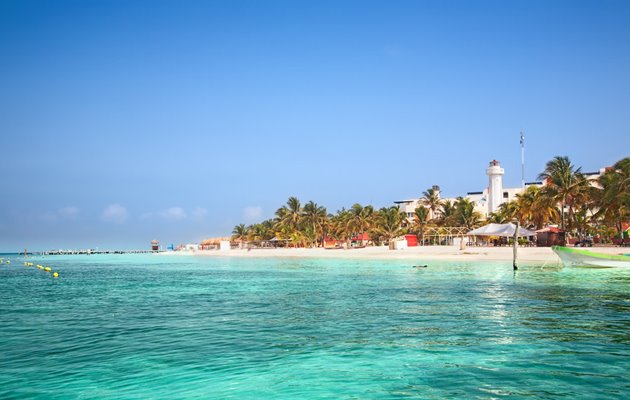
[463,159,544,217]
[486,160,504,214]
[395,159,607,220]
[394,185,442,221]
[394,199,421,221]
[465,182,543,217]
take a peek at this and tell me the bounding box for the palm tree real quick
[247,223,265,241]
[514,188,535,226]
[373,206,407,244]
[328,208,350,243]
[275,196,303,239]
[438,200,457,226]
[260,219,275,240]
[413,206,430,245]
[346,203,374,241]
[303,200,327,247]
[285,196,303,229]
[421,187,442,220]
[514,185,559,229]
[290,230,311,248]
[538,156,589,231]
[488,201,518,224]
[454,197,482,230]
[595,157,630,238]
[572,206,592,241]
[232,224,247,243]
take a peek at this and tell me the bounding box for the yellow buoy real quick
[44,267,51,272]
[37,265,43,270]
[6,261,9,264]
[53,272,59,278]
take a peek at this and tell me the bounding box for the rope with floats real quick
[22,261,60,278]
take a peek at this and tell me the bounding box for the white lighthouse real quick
[486,160,505,215]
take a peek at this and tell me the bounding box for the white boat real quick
[552,246,630,268]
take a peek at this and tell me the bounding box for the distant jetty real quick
[37,249,164,256]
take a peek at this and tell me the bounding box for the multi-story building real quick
[396,160,607,221]
[394,185,442,221]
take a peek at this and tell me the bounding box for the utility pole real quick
[513,220,519,271]
[520,132,525,189]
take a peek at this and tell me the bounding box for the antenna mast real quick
[520,132,525,189]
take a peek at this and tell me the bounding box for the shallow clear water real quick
[1,255,629,399]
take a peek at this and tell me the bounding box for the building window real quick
[503,192,509,198]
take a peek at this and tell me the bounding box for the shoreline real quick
[160,245,628,263]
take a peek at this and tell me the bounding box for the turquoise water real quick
[1,255,629,399]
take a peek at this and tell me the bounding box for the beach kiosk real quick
[535,227,565,247]
[151,239,159,251]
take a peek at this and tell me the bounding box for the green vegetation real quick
[233,156,630,246]
[231,195,482,247]
[490,156,630,243]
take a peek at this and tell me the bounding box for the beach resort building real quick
[396,159,608,221]
[464,159,545,217]
[394,185,443,220]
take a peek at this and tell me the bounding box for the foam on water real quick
[1,254,628,399]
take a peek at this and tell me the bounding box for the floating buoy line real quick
[19,261,61,278]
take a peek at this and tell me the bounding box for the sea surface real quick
[1,254,629,399]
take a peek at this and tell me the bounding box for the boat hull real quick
[552,246,630,268]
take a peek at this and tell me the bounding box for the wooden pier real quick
[39,249,164,256]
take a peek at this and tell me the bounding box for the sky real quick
[1,0,629,251]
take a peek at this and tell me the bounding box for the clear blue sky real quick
[1,0,629,251]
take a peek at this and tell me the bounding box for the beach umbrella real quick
[467,223,534,237]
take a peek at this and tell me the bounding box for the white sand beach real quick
[163,245,628,264]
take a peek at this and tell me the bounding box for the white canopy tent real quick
[467,223,535,237]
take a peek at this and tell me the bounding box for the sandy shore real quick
[161,245,628,264]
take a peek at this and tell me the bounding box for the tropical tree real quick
[346,203,375,239]
[303,200,327,247]
[275,196,303,239]
[412,206,430,245]
[537,156,590,231]
[594,157,630,237]
[421,187,442,220]
[247,223,265,241]
[488,201,518,224]
[232,223,247,242]
[328,208,350,243]
[438,200,457,226]
[514,185,559,229]
[572,206,593,241]
[260,219,275,240]
[289,229,312,248]
[453,197,482,230]
[229,156,630,248]
[372,206,407,244]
